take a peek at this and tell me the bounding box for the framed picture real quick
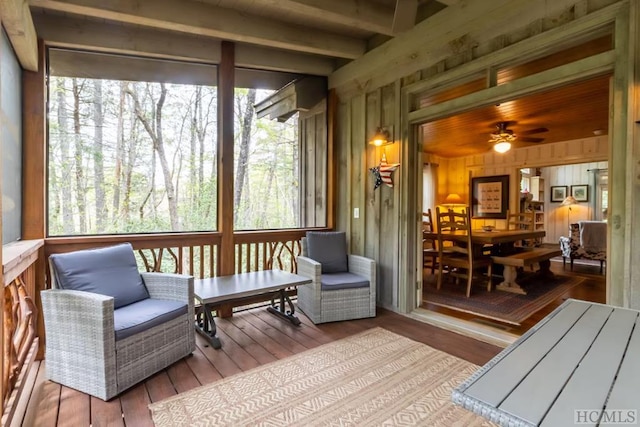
[550,185,568,202]
[470,175,509,219]
[571,184,589,202]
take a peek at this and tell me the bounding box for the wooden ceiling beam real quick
[259,0,395,36]
[32,14,336,75]
[392,0,418,34]
[329,0,597,90]
[1,0,38,70]
[29,0,365,59]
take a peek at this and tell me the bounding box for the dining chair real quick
[506,210,535,247]
[435,207,492,297]
[422,209,439,274]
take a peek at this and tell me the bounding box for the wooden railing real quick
[234,229,306,274]
[2,240,43,426]
[45,229,313,277]
[45,232,223,278]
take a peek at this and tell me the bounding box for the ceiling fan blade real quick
[519,136,545,143]
[520,127,549,135]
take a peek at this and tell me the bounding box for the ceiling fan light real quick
[494,141,512,153]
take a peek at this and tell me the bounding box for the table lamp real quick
[443,193,465,211]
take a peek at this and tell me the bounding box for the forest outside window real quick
[46,49,328,236]
[47,50,219,236]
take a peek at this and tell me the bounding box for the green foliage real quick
[47,77,304,235]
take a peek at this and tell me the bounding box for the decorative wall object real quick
[550,186,568,202]
[470,175,509,219]
[370,153,399,190]
[571,184,589,202]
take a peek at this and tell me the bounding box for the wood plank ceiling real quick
[26,0,611,158]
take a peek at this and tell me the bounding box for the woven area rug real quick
[149,328,495,427]
[423,274,584,325]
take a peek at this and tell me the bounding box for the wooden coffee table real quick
[193,270,311,349]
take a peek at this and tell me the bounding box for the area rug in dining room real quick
[423,274,584,325]
[149,327,495,427]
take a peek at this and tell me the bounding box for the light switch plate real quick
[353,208,360,219]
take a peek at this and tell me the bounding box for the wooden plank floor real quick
[24,307,502,426]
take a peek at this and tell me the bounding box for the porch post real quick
[22,39,46,358]
[218,41,235,277]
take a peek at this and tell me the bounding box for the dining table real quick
[424,228,549,292]
[424,228,546,252]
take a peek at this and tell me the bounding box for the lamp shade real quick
[561,195,578,206]
[443,193,465,206]
[369,127,392,146]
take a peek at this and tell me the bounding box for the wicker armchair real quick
[296,231,376,324]
[41,243,195,400]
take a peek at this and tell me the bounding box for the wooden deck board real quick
[26,307,507,426]
[166,359,202,394]
[57,387,90,426]
[90,396,124,427]
[144,371,176,403]
[119,383,153,427]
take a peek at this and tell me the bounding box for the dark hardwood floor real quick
[421,257,607,335]
[26,306,502,427]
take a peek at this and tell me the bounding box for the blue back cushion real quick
[306,231,348,273]
[50,243,149,309]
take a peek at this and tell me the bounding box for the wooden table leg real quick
[536,259,555,278]
[496,265,527,295]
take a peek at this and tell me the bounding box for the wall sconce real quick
[369,127,393,147]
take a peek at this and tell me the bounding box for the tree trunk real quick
[92,80,106,232]
[57,78,74,234]
[113,81,126,224]
[72,78,87,233]
[234,89,256,221]
[127,83,179,230]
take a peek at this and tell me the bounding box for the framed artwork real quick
[550,185,568,202]
[470,175,509,219]
[571,184,589,202]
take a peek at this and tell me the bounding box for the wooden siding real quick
[299,100,328,227]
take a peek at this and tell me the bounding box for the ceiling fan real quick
[489,121,549,153]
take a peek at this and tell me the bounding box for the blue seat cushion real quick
[306,231,348,273]
[320,272,370,291]
[114,299,187,341]
[50,243,149,309]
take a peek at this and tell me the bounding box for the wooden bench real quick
[491,247,562,294]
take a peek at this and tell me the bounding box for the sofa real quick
[559,221,607,274]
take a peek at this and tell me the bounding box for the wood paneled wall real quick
[335,82,401,309]
[299,100,328,227]
[432,136,608,243]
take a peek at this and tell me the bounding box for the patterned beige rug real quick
[149,327,496,426]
